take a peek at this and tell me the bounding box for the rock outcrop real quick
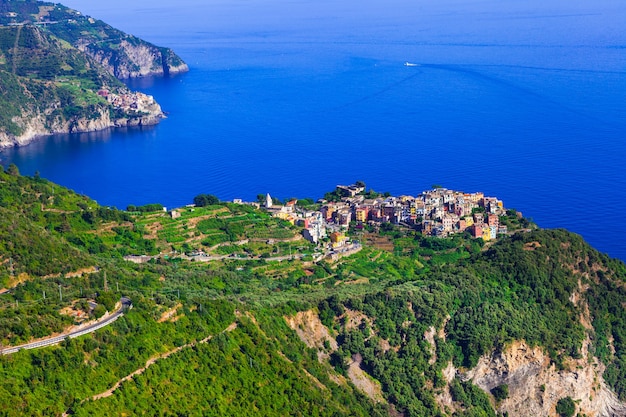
[459,340,626,417]
[77,38,189,79]
[0,92,163,149]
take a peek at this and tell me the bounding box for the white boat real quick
[404,62,419,67]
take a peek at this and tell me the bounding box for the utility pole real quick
[43,290,46,300]
[104,271,108,292]
[58,284,62,302]
[116,282,119,292]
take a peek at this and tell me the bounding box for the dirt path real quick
[89,321,238,402]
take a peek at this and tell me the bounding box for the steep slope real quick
[0,173,626,416]
[0,1,187,147]
[0,1,188,78]
[464,340,626,417]
[0,25,164,148]
[303,230,626,416]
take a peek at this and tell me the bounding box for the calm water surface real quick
[2,0,625,260]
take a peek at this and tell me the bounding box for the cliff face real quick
[0,1,189,80]
[0,91,163,149]
[460,340,626,417]
[283,260,626,417]
[449,278,626,417]
[77,38,189,79]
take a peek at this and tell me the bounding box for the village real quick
[254,184,515,249]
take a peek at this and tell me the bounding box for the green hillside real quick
[0,169,625,416]
[0,23,120,137]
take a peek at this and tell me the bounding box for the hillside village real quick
[240,184,517,249]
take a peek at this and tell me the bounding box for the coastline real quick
[0,91,165,150]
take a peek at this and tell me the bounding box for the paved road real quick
[1,297,131,355]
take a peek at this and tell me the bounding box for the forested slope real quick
[0,170,625,416]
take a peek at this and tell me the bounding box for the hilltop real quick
[1,169,626,416]
[0,0,188,148]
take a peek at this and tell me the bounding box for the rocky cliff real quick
[0,89,163,149]
[461,340,626,417]
[0,1,189,80]
[77,38,189,79]
[288,306,626,417]
[459,278,626,417]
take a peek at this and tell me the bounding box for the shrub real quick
[491,384,509,401]
[556,397,576,417]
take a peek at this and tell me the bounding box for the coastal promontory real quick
[0,1,188,148]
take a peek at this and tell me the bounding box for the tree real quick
[7,163,19,176]
[296,198,315,207]
[96,291,117,311]
[92,304,106,319]
[556,397,576,417]
[193,194,219,207]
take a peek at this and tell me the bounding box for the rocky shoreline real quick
[0,91,164,149]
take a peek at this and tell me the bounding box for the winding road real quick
[1,297,131,355]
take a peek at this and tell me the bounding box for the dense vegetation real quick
[0,170,625,416]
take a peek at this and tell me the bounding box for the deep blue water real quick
[1,0,625,261]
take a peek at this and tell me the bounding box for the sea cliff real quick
[77,38,189,79]
[0,1,187,148]
[0,91,163,149]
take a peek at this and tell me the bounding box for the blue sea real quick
[1,0,625,261]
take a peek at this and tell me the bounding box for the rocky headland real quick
[0,1,187,149]
[0,90,164,148]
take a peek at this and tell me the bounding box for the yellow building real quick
[482,225,492,241]
[330,232,347,248]
[272,211,291,221]
[324,205,337,221]
[355,208,368,222]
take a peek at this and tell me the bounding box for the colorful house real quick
[330,232,347,248]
